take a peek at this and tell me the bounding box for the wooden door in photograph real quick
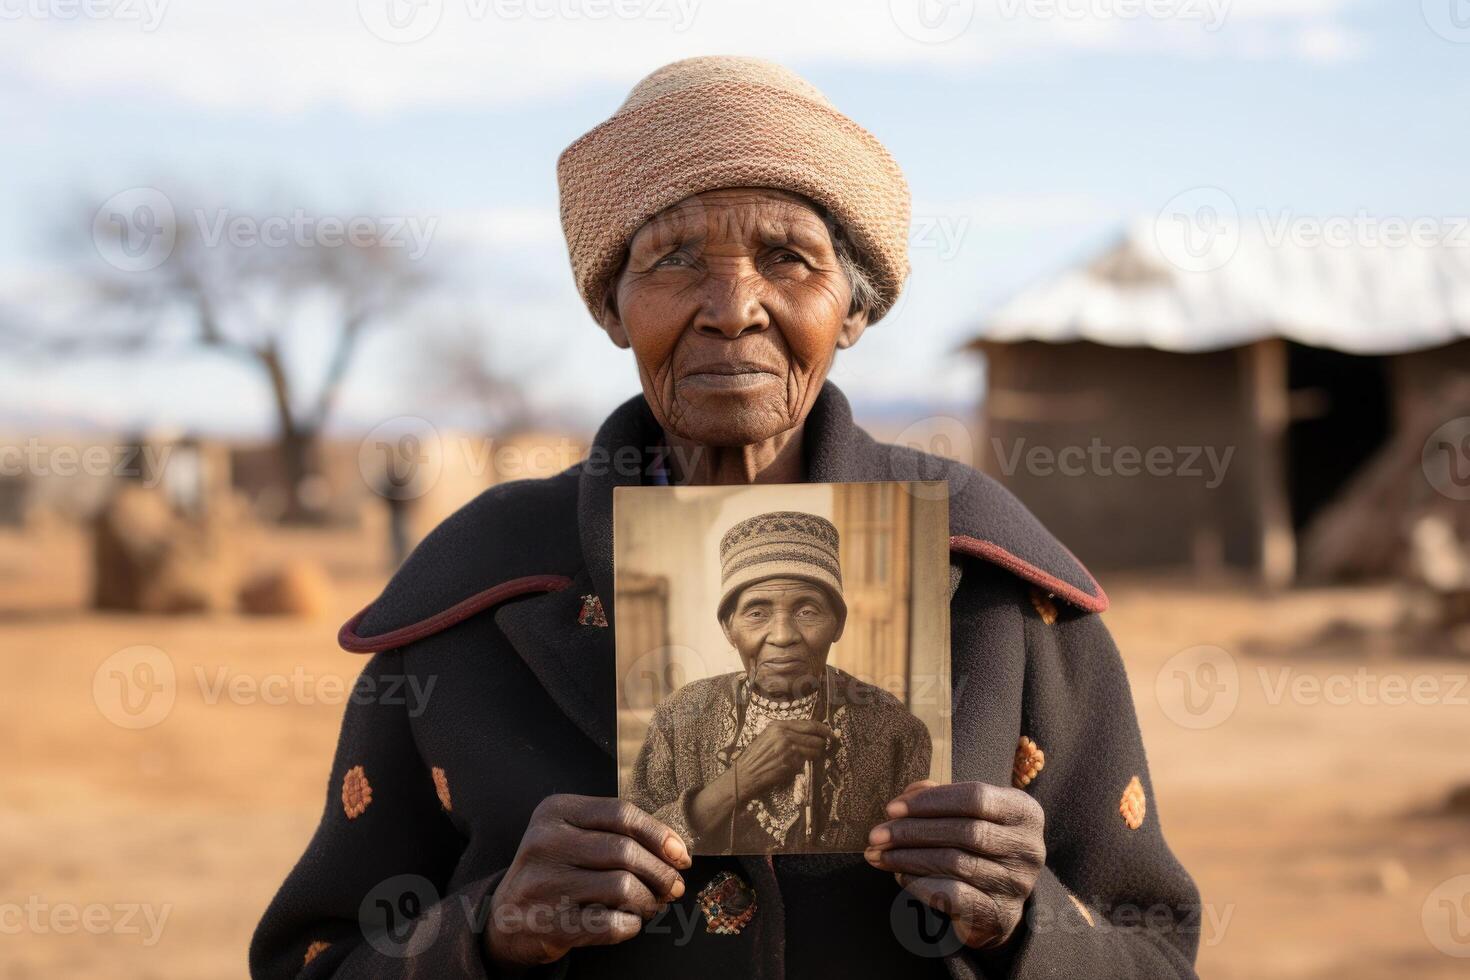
[616,572,671,711]
[831,483,911,694]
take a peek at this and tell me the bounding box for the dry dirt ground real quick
[1,525,1467,978]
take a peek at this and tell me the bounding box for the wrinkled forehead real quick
[631,188,833,252]
[733,578,834,608]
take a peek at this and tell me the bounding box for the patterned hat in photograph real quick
[718,510,846,622]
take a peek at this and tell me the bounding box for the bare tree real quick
[64,190,434,522]
[415,317,531,434]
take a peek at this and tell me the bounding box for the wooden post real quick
[1244,339,1294,590]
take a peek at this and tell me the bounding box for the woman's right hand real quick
[484,795,691,969]
[732,719,833,797]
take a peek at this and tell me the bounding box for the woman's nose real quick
[693,270,769,339]
[765,612,799,645]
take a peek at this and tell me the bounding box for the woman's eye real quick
[653,251,690,268]
[768,250,804,266]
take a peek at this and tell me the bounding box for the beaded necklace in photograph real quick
[734,684,820,845]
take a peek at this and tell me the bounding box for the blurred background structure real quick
[2,2,1469,977]
[972,226,1470,591]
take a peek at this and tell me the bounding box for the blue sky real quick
[2,0,1465,435]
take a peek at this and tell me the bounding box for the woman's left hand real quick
[864,780,1045,950]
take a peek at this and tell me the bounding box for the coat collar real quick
[574,379,1107,615]
[576,380,890,605]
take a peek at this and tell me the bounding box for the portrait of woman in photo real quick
[626,510,932,854]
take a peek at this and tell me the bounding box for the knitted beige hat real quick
[718,511,847,624]
[557,56,911,323]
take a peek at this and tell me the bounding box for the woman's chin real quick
[752,672,822,700]
[666,395,792,448]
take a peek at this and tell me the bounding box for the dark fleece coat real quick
[249,382,1201,980]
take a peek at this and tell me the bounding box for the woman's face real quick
[722,577,843,699]
[601,188,869,448]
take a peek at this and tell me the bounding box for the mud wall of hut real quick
[977,340,1265,573]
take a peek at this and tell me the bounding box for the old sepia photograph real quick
[614,481,951,855]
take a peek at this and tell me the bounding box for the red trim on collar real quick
[949,535,1109,614]
[338,574,574,653]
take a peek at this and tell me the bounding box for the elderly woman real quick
[627,511,932,855]
[251,57,1199,979]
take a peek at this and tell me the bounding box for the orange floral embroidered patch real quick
[342,765,372,820]
[1029,588,1059,625]
[304,940,330,965]
[1012,736,1045,789]
[1120,775,1146,830]
[432,766,452,812]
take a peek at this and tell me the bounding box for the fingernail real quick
[886,801,908,818]
[671,877,685,899]
[864,847,883,863]
[868,825,890,845]
[665,835,689,865]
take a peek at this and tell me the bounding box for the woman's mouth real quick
[677,371,780,392]
[760,656,806,672]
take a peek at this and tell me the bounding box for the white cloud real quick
[1293,23,1366,64]
[0,0,1366,115]
[437,206,565,249]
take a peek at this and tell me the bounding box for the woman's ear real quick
[835,307,869,350]
[598,286,631,349]
[720,614,735,648]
